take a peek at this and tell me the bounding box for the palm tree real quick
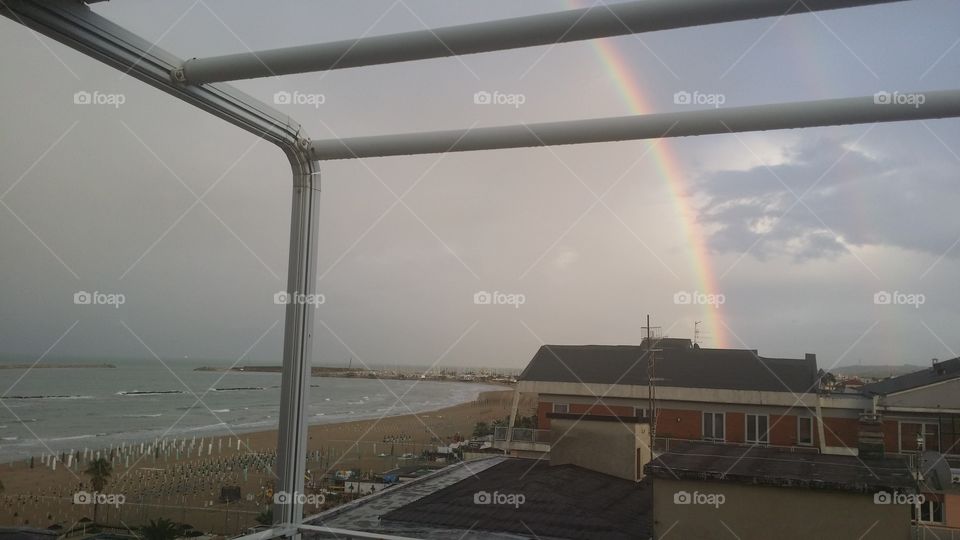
[83,457,112,525]
[139,518,179,540]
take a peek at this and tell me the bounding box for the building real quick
[499,339,824,456]
[495,340,960,531]
[499,341,960,458]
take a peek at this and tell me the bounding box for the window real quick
[746,414,769,444]
[914,499,944,523]
[798,416,813,445]
[634,406,648,419]
[552,403,569,414]
[703,412,725,442]
[900,422,940,452]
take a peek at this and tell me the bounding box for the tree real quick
[472,421,491,438]
[139,518,179,540]
[83,457,112,525]
[255,508,273,526]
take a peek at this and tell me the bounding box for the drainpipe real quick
[816,393,827,454]
[505,386,522,454]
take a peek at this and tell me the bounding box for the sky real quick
[0,0,958,371]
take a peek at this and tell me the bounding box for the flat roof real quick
[645,441,916,494]
[308,457,652,540]
[384,458,652,540]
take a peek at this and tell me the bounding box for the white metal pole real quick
[274,153,321,529]
[178,0,905,83]
[1,2,320,533]
[309,90,960,160]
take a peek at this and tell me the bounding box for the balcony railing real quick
[493,427,551,444]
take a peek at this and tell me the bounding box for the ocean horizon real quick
[0,357,503,463]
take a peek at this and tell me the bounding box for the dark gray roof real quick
[860,357,960,395]
[645,441,915,493]
[383,458,652,540]
[519,345,818,394]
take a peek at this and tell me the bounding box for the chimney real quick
[858,412,885,459]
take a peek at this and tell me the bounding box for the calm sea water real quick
[0,358,502,463]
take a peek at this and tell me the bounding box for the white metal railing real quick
[494,427,551,444]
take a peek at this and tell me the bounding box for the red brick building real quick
[496,339,960,530]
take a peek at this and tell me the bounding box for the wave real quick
[5,395,93,400]
[117,390,183,396]
[1,437,18,441]
[47,434,95,442]
[210,409,230,413]
[122,413,162,418]
[212,387,263,392]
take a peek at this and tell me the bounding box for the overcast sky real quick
[1,0,958,371]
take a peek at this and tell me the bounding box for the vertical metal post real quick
[505,387,522,452]
[274,149,321,532]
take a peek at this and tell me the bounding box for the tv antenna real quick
[642,315,662,446]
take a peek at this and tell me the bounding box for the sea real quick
[0,358,504,463]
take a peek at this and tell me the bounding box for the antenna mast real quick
[694,320,702,347]
[643,315,662,446]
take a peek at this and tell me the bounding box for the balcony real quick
[493,427,551,454]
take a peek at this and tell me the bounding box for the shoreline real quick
[0,381,508,465]
[0,389,537,536]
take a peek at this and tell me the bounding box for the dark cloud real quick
[694,133,960,261]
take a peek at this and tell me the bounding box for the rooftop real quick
[309,457,653,540]
[860,357,960,395]
[644,441,916,494]
[519,344,818,394]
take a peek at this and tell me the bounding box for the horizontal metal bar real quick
[298,524,422,540]
[180,0,905,83]
[0,0,306,153]
[309,89,960,160]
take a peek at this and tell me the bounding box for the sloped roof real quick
[519,345,818,394]
[860,357,960,395]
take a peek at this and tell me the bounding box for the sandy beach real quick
[0,389,535,536]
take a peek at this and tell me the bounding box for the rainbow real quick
[567,1,728,347]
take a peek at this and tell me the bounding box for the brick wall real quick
[770,414,798,446]
[822,417,860,449]
[726,412,745,443]
[656,408,702,439]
